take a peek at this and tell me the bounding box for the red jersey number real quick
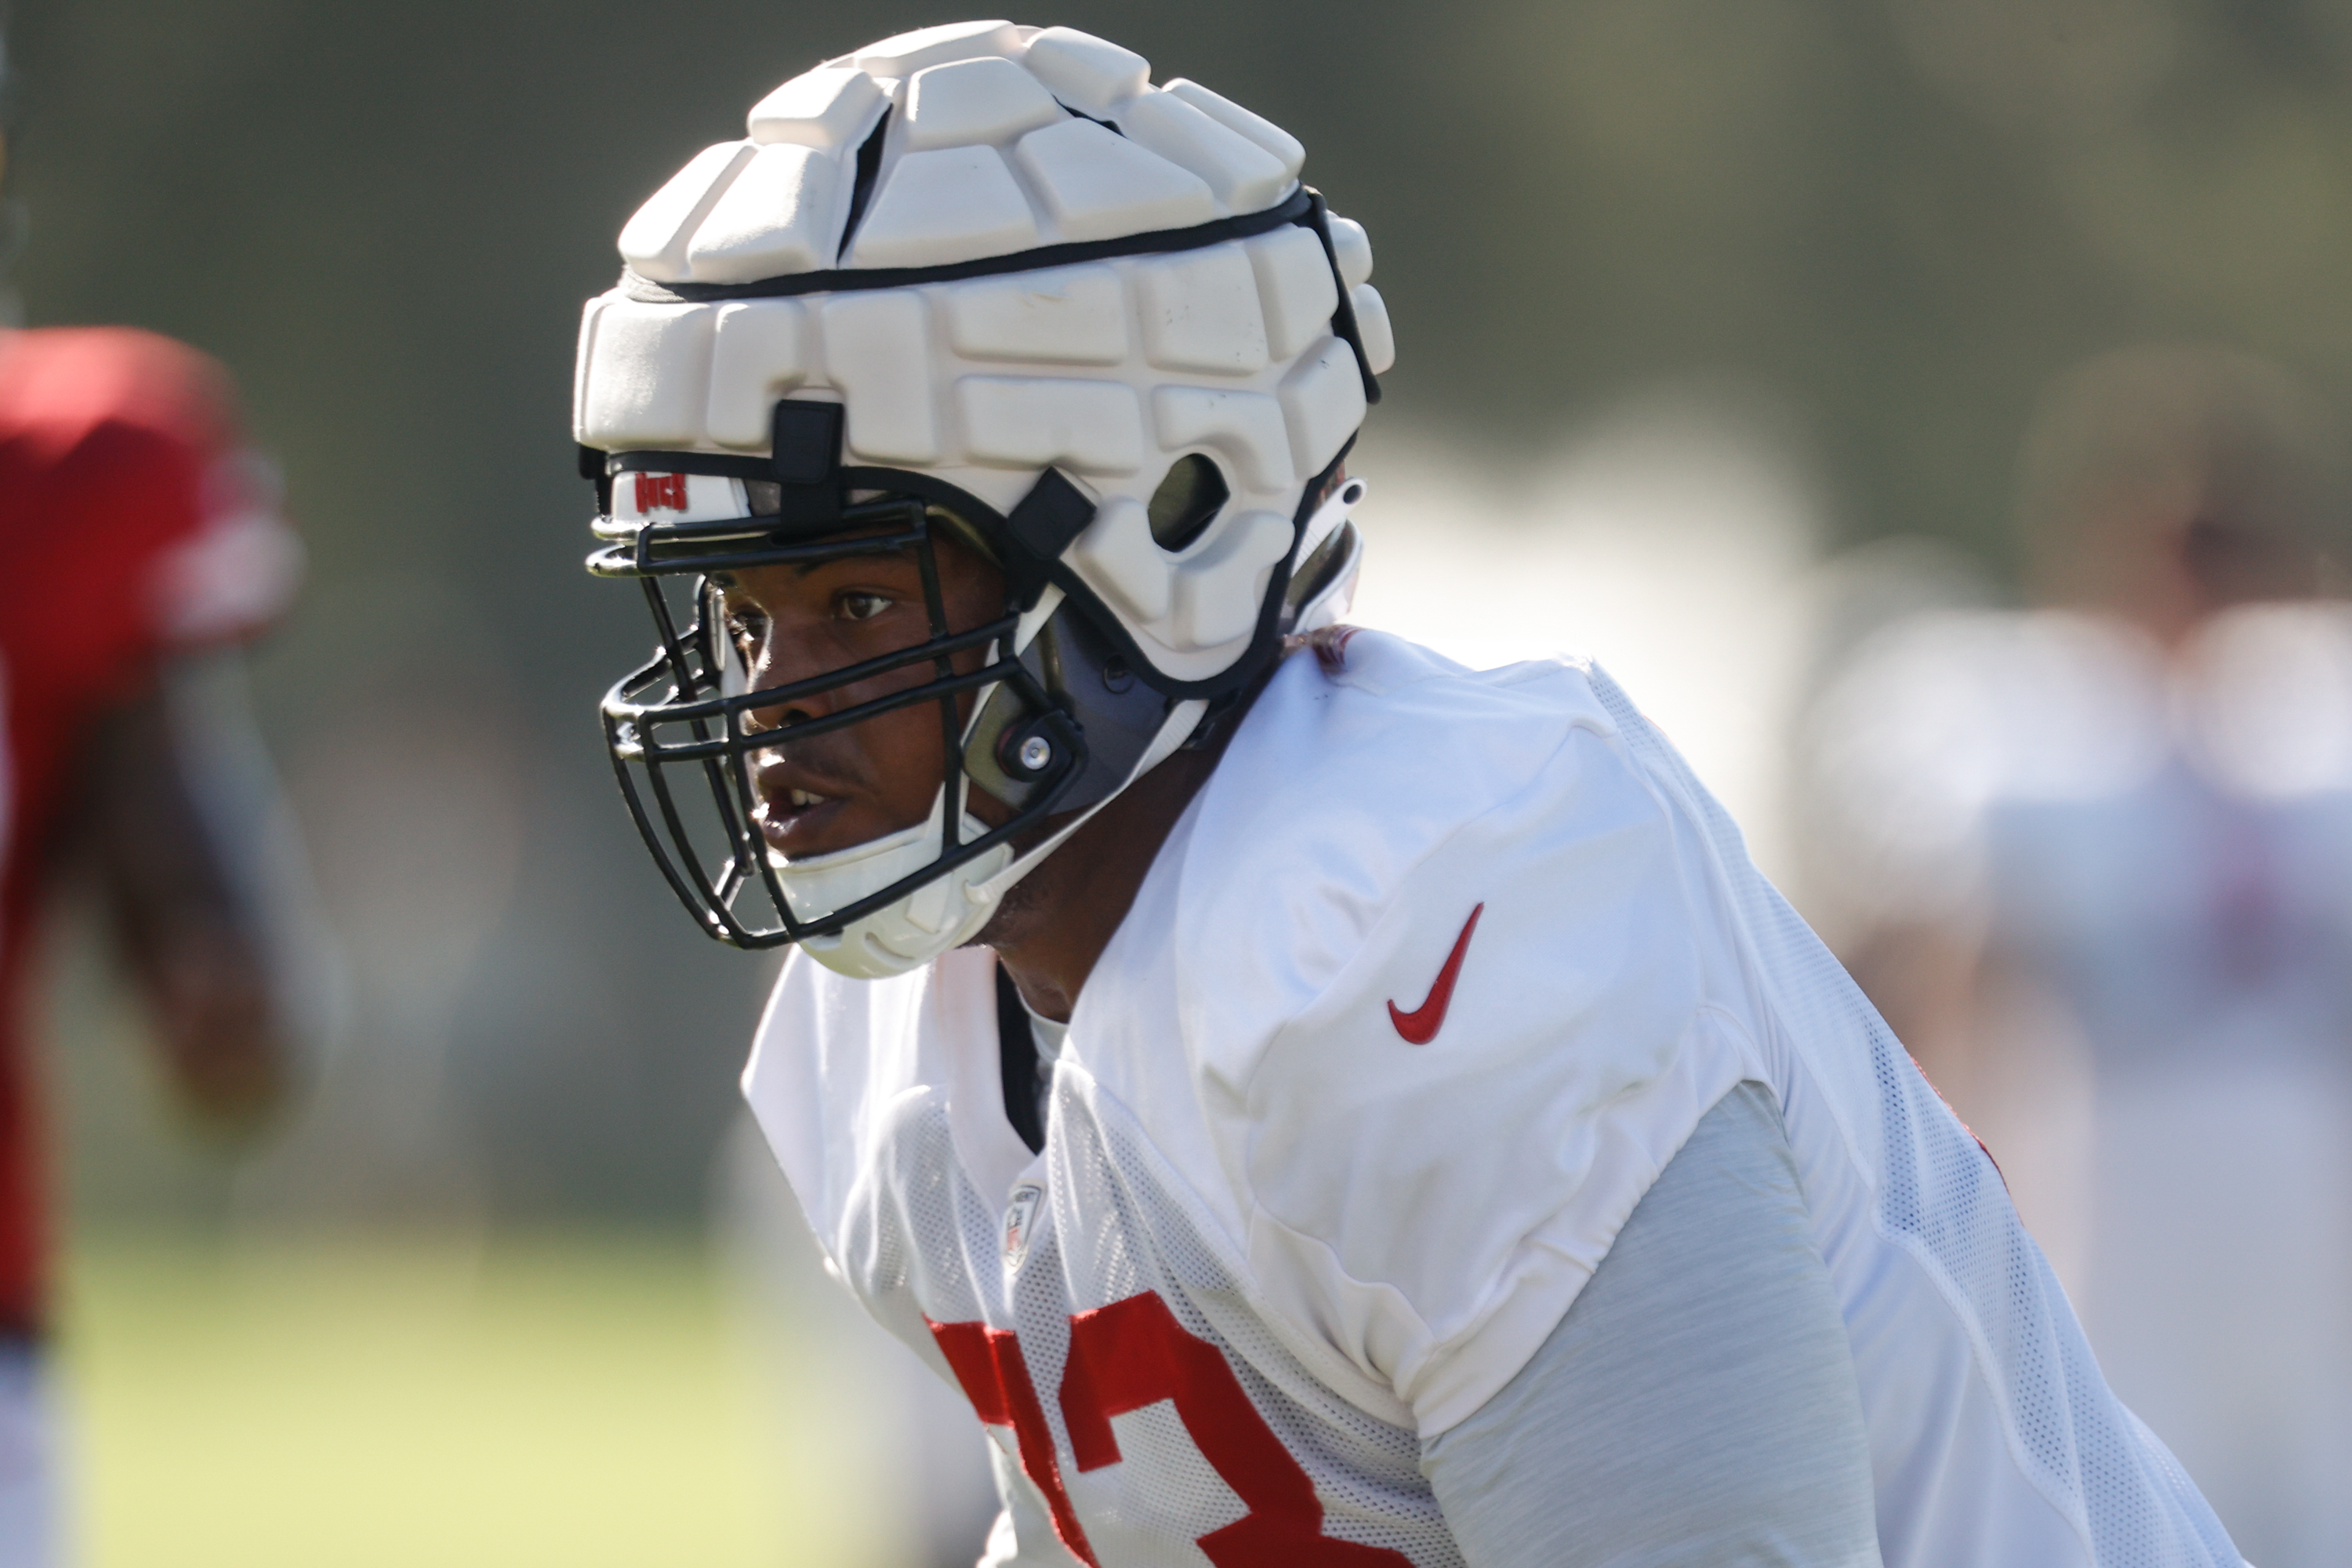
[929,1294,1413,1568]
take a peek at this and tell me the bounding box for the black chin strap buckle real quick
[770,401,846,525]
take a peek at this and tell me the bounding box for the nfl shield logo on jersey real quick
[1001,1184,1043,1270]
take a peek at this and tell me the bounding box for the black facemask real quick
[585,401,1210,949]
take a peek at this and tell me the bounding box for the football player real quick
[0,33,317,1563]
[1803,347,2352,1567]
[575,24,2243,1566]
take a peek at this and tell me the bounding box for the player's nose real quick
[738,615,849,736]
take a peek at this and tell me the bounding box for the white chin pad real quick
[795,695,1207,981]
[782,786,1014,980]
[780,684,1014,978]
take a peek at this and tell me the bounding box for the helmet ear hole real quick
[1147,454,1229,553]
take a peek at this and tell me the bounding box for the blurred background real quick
[11,0,2352,1563]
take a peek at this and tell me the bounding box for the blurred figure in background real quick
[1804,345,2352,1568]
[0,37,321,1567]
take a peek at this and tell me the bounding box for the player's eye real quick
[726,604,768,657]
[836,591,894,622]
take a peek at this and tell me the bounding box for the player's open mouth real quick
[751,772,856,858]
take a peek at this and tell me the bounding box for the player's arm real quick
[80,651,321,1133]
[1419,1083,1882,1567]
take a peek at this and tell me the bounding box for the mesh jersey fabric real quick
[743,627,2243,1567]
[0,327,300,1335]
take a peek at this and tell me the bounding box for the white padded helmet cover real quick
[575,21,1392,689]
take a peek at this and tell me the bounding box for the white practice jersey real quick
[745,629,2238,1568]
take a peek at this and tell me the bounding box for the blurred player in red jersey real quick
[0,40,317,1566]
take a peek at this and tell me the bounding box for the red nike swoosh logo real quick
[1388,903,1484,1045]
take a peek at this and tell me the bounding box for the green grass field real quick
[57,1232,892,1567]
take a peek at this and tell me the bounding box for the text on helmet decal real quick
[633,472,690,513]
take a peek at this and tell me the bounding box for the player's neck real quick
[984,651,1289,1024]
[984,742,1224,1025]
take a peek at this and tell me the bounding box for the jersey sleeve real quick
[149,448,303,650]
[1177,644,1759,1436]
[1418,1083,1880,1566]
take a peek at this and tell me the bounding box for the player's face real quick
[709,525,1007,862]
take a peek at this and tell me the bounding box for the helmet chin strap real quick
[786,681,1206,978]
[741,460,1316,972]
[954,482,1367,930]
[963,695,1209,918]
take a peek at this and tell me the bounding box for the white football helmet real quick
[578,20,1390,977]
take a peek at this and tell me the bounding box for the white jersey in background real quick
[1812,602,2352,1568]
[746,628,2238,1568]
